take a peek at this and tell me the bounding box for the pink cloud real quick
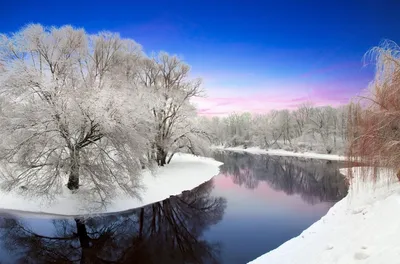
[192,59,371,116]
[192,88,352,116]
[193,73,368,116]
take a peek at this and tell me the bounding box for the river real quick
[0,151,348,263]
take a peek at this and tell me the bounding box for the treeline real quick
[200,104,350,154]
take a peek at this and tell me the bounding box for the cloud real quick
[192,60,371,116]
[192,95,307,116]
[192,84,358,116]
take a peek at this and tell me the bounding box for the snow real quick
[249,167,400,264]
[0,153,222,216]
[212,146,346,161]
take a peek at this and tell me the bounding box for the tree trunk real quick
[67,148,80,190]
[75,218,90,264]
[160,154,166,166]
[157,147,167,166]
[139,208,144,239]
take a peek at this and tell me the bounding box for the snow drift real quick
[213,146,346,161]
[0,153,222,216]
[249,167,400,264]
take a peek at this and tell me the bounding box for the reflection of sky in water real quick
[201,153,346,264]
[0,217,49,262]
[0,217,63,263]
[202,174,333,264]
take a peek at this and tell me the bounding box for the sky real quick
[1,0,399,116]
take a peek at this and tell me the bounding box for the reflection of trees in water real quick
[1,180,226,264]
[214,152,348,204]
[214,153,259,189]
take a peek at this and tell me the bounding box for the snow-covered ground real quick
[249,167,400,264]
[0,153,222,216]
[212,146,346,161]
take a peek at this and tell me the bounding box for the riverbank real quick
[0,153,222,216]
[249,167,400,264]
[212,146,346,161]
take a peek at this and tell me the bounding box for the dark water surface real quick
[0,152,348,264]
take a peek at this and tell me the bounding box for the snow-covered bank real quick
[249,167,400,264]
[212,146,346,161]
[0,153,222,216]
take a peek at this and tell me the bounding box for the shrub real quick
[347,40,400,181]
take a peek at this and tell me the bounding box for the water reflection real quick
[0,180,227,264]
[214,152,348,204]
[0,153,349,264]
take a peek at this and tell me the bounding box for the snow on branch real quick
[0,24,211,203]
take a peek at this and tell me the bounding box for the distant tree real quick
[0,25,153,201]
[275,110,294,145]
[348,40,400,179]
[337,105,349,141]
[251,111,282,148]
[203,102,349,154]
[292,102,313,137]
[308,106,337,153]
[138,53,210,166]
[198,116,224,146]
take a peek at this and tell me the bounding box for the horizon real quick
[1,0,399,116]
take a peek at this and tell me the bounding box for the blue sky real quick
[1,0,399,115]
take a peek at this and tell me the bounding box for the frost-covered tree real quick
[138,53,210,166]
[292,103,313,137]
[251,111,283,148]
[0,25,153,201]
[202,103,349,154]
[307,106,337,153]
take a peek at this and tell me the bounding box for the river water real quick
[0,152,348,263]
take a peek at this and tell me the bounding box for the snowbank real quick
[212,146,346,161]
[249,167,400,264]
[0,153,222,216]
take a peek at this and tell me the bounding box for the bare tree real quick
[203,102,348,154]
[138,53,210,166]
[252,111,283,148]
[0,25,153,202]
[292,102,313,137]
[308,106,337,153]
[348,40,400,180]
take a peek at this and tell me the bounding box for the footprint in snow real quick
[352,208,365,214]
[354,252,369,260]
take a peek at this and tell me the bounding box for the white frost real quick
[212,146,346,161]
[0,153,222,216]
[249,167,400,264]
